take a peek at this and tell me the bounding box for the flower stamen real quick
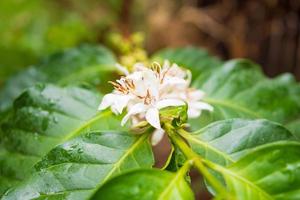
[108,81,129,94]
[151,62,161,74]
[144,89,152,105]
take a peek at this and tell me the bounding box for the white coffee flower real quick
[98,60,213,145]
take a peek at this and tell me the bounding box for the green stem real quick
[177,159,194,177]
[164,124,229,198]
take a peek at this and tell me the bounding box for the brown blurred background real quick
[143,0,300,80]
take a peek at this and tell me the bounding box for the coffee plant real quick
[0,44,300,200]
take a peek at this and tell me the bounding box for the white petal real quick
[163,77,187,86]
[115,63,129,75]
[146,107,161,129]
[98,94,115,111]
[162,60,170,69]
[151,129,165,145]
[143,70,160,95]
[114,95,133,114]
[98,93,132,115]
[133,63,148,71]
[111,107,119,115]
[189,90,205,100]
[127,71,142,81]
[156,99,185,109]
[186,70,192,85]
[193,102,214,111]
[121,103,146,126]
[188,108,202,118]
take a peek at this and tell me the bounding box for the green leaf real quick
[0,44,116,113]
[180,119,296,166]
[152,47,222,82]
[191,59,300,134]
[2,131,153,200]
[91,169,194,200]
[0,84,123,195]
[207,141,300,200]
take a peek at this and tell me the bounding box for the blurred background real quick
[1,0,300,82]
[0,0,299,198]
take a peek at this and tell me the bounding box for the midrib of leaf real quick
[204,159,273,200]
[178,129,235,164]
[61,110,112,142]
[57,64,115,85]
[87,133,150,199]
[157,164,188,200]
[204,98,262,118]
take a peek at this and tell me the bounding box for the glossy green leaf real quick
[2,131,153,200]
[0,44,116,112]
[181,119,296,166]
[91,169,194,200]
[152,47,222,82]
[0,84,123,194]
[207,142,300,200]
[191,59,300,134]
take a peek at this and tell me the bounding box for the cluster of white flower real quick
[98,61,213,145]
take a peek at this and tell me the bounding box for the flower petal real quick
[193,102,214,111]
[114,95,133,114]
[188,108,202,118]
[115,63,129,75]
[186,70,192,85]
[189,90,205,100]
[121,103,147,126]
[133,63,149,71]
[98,94,115,111]
[146,107,161,129]
[151,129,165,145]
[162,77,187,87]
[98,93,132,115]
[156,99,185,109]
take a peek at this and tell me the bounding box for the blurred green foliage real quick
[0,0,123,82]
